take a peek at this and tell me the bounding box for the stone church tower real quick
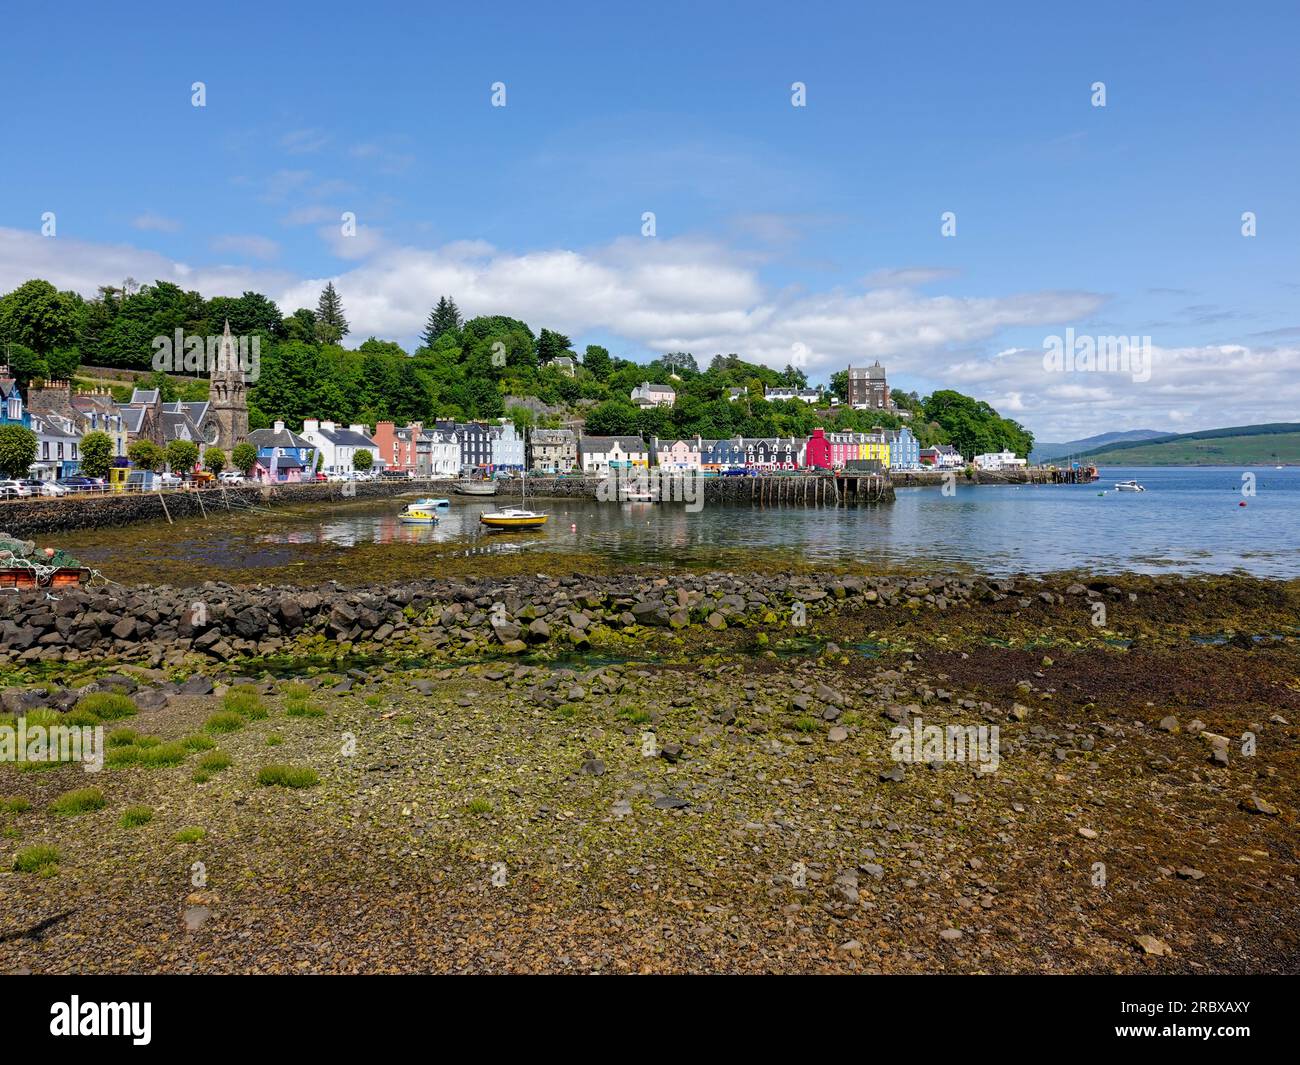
[210,319,249,452]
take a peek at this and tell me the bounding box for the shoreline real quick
[1,566,1295,974]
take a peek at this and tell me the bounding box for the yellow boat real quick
[479,507,548,530]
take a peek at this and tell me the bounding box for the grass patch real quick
[256,764,319,789]
[105,745,142,767]
[284,700,324,718]
[196,750,232,773]
[204,711,245,733]
[1,796,32,813]
[465,797,494,815]
[72,692,138,722]
[557,704,580,720]
[222,686,267,719]
[119,805,153,828]
[182,734,216,752]
[107,728,143,747]
[280,682,311,701]
[137,742,187,768]
[173,826,206,843]
[791,716,818,733]
[364,695,382,708]
[12,844,60,873]
[619,706,652,725]
[265,733,283,746]
[51,787,106,816]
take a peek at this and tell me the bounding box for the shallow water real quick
[49,466,1300,584]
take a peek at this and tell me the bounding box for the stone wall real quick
[0,481,420,537]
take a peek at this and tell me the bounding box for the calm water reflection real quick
[56,467,1300,580]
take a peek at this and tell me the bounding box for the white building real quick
[579,435,649,472]
[974,450,1027,471]
[630,381,675,408]
[300,419,380,475]
[421,428,461,477]
[764,386,821,404]
[30,412,81,480]
[490,420,525,471]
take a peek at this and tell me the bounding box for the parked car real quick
[0,479,33,498]
[218,471,244,485]
[314,472,328,482]
[57,476,106,493]
[32,480,68,496]
[157,472,182,489]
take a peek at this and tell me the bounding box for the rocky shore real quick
[1,568,1297,974]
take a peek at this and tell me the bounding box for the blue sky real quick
[2,0,1297,439]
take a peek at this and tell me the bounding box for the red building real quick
[804,427,832,469]
[372,420,422,474]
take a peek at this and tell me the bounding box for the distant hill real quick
[1030,429,1168,463]
[1075,423,1300,465]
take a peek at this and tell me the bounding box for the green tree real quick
[127,439,164,472]
[0,279,78,355]
[165,438,200,475]
[79,431,114,479]
[231,441,258,476]
[314,283,349,344]
[205,291,284,340]
[0,424,37,477]
[203,447,226,476]
[536,329,572,365]
[421,296,463,347]
[2,343,47,388]
[352,449,374,472]
[583,344,611,380]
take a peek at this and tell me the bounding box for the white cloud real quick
[4,225,1296,439]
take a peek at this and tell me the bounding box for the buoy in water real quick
[1239,501,1247,507]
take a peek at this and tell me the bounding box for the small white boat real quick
[620,488,655,503]
[411,497,450,508]
[454,480,498,496]
[1113,480,1146,492]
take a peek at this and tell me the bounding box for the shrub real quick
[256,764,319,789]
[51,787,106,816]
[13,845,60,873]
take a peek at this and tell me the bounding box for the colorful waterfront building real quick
[883,426,920,469]
[652,436,702,470]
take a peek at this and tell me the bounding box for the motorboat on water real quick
[411,497,450,508]
[1113,480,1146,492]
[399,502,440,524]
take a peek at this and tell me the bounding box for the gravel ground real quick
[2,573,1297,974]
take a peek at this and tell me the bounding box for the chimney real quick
[349,423,366,435]
[273,420,285,433]
[321,420,336,432]
[303,419,320,433]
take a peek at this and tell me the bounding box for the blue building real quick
[246,420,318,482]
[0,373,30,428]
[884,426,921,470]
